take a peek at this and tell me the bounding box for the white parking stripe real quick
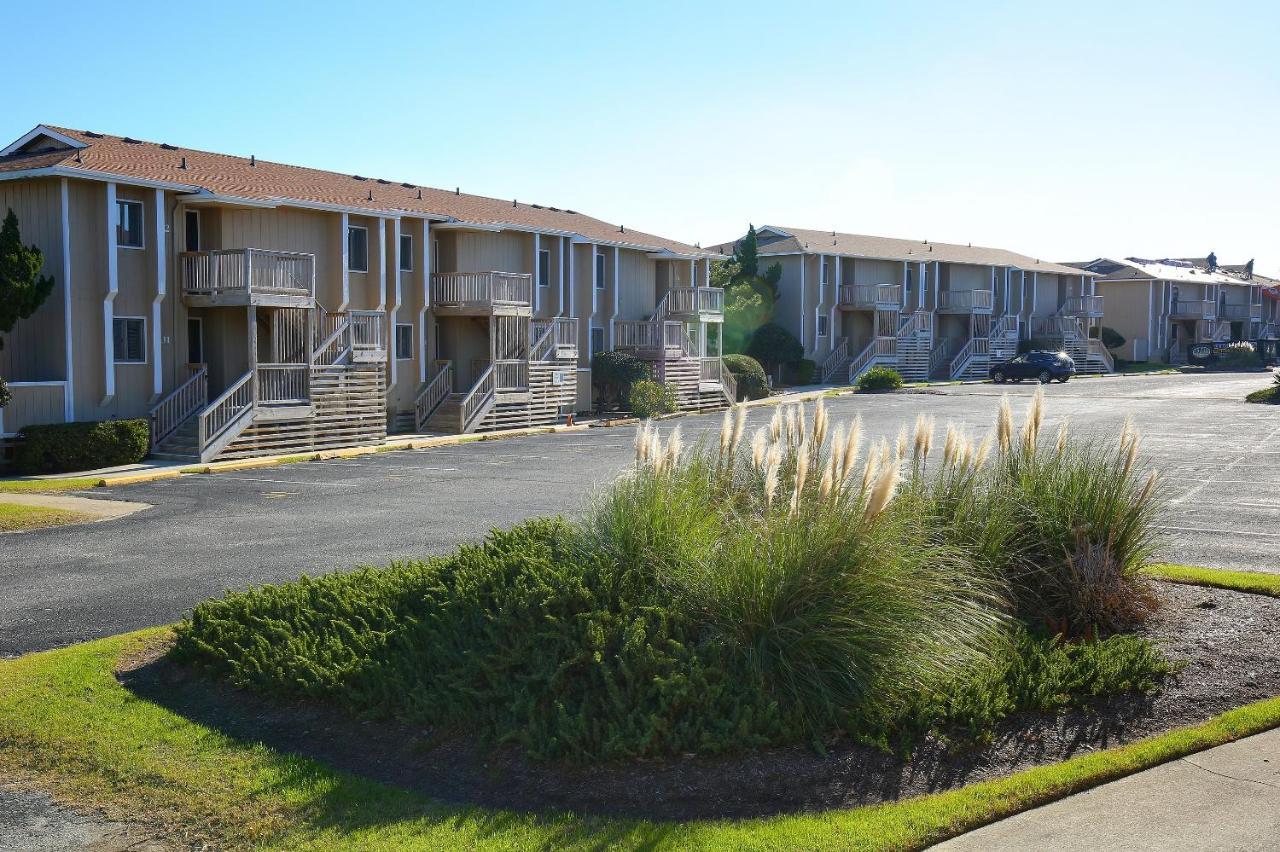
[216,476,362,488]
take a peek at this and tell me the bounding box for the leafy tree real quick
[746,323,803,377]
[723,281,771,354]
[0,209,56,408]
[591,350,648,412]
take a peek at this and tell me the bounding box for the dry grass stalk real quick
[1022,388,1045,451]
[841,416,863,482]
[864,457,899,520]
[997,396,1015,452]
[942,423,959,468]
[751,426,769,470]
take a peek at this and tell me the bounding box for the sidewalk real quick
[934,728,1280,850]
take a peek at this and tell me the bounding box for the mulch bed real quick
[119,582,1280,821]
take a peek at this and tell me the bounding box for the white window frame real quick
[187,316,204,365]
[183,208,201,252]
[117,199,144,249]
[347,225,369,273]
[817,314,829,338]
[538,248,551,287]
[394,323,414,361]
[399,233,413,272]
[590,326,605,355]
[113,316,147,363]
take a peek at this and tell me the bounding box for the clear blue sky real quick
[5,0,1277,274]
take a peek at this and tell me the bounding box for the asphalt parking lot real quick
[2,370,1277,656]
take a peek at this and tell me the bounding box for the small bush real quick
[627,380,678,418]
[15,419,150,474]
[723,354,768,400]
[1217,341,1261,371]
[1246,372,1280,404]
[0,377,10,409]
[858,366,904,391]
[784,358,816,385]
[1096,326,1126,350]
[591,351,648,411]
[746,323,802,376]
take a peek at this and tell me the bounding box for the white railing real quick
[256,363,309,405]
[848,336,897,382]
[700,357,722,383]
[531,317,578,361]
[1221,303,1262,321]
[149,365,208,447]
[930,338,955,375]
[660,287,724,318]
[312,311,352,365]
[1063,295,1104,316]
[350,310,386,354]
[415,361,453,430]
[1170,300,1216,320]
[494,359,529,391]
[819,337,850,382]
[430,271,533,307]
[615,320,662,350]
[198,371,254,452]
[1089,338,1115,372]
[1260,323,1278,340]
[949,336,990,377]
[840,284,902,307]
[719,360,738,402]
[460,365,496,429]
[1032,315,1083,338]
[898,310,934,336]
[0,381,67,437]
[181,249,314,299]
[938,290,994,311]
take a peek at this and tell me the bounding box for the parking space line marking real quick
[1158,524,1280,539]
[1171,422,1280,506]
[217,476,362,488]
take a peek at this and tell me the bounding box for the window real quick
[594,252,606,289]
[112,317,146,363]
[821,258,829,286]
[347,225,368,272]
[184,209,200,252]
[817,315,829,338]
[187,317,203,364]
[432,238,440,273]
[117,199,143,248]
[395,323,413,360]
[590,326,605,355]
[399,234,413,271]
[538,248,551,287]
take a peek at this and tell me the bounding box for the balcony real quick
[658,287,723,321]
[1063,295,1104,317]
[839,284,902,309]
[430,271,533,316]
[1220,302,1262,322]
[1170,300,1216,320]
[181,248,315,307]
[615,320,689,360]
[937,289,993,313]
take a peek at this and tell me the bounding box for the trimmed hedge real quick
[628,380,678,418]
[723,354,768,400]
[15,419,150,475]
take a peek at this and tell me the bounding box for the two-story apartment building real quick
[0,124,727,463]
[706,227,1108,384]
[1070,257,1273,364]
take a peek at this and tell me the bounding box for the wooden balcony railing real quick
[1063,295,1104,316]
[415,361,453,430]
[349,310,386,354]
[494,359,530,391]
[839,284,902,308]
[181,249,315,300]
[0,381,67,437]
[660,287,724,317]
[256,363,309,405]
[937,289,994,312]
[615,320,684,353]
[1170,300,1216,320]
[431,271,533,309]
[1221,303,1262,321]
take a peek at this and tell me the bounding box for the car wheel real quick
[992,370,1006,384]
[1038,370,1052,384]
[1058,375,1070,383]
[1011,377,1022,383]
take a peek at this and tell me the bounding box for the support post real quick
[151,188,166,397]
[60,178,74,421]
[102,182,118,404]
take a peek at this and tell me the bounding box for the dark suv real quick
[989,351,1076,384]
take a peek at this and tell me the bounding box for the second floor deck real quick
[431,271,534,316]
[181,248,316,308]
[838,284,902,310]
[937,289,993,313]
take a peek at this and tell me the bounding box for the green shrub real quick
[590,351,648,411]
[857,366,904,391]
[0,377,9,409]
[1217,341,1261,371]
[784,358,816,385]
[1092,326,1126,350]
[746,323,802,376]
[627,379,678,418]
[1246,372,1280,403]
[15,419,150,474]
[723,354,768,400]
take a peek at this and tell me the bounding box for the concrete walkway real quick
[934,728,1280,850]
[0,493,150,522]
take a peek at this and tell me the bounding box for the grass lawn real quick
[0,567,1277,850]
[0,501,91,532]
[0,477,103,494]
[1145,563,1280,597]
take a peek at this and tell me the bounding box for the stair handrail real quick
[819,337,850,381]
[415,361,453,430]
[312,311,352,365]
[530,319,557,362]
[149,365,208,448]
[847,336,896,383]
[929,337,954,376]
[897,309,933,337]
[459,364,496,431]
[197,370,254,456]
[949,336,990,377]
[719,359,738,402]
[1088,338,1115,372]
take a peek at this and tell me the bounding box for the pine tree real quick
[0,208,55,407]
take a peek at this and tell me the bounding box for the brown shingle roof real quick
[0,125,716,257]
[707,226,1091,277]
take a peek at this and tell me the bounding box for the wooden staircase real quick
[1031,314,1111,375]
[895,311,934,381]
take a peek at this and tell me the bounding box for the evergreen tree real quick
[0,208,56,407]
